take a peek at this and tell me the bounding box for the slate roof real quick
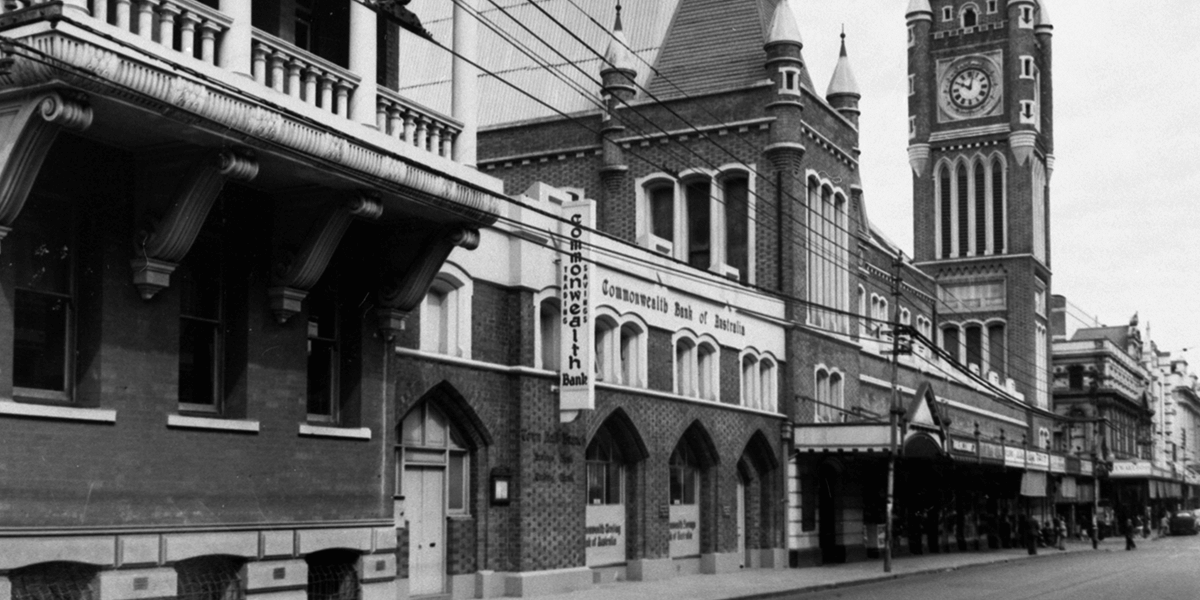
[397,0,810,128]
[1071,326,1130,348]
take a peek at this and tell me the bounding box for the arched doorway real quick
[398,402,466,595]
[668,421,720,560]
[738,430,780,568]
[584,409,648,567]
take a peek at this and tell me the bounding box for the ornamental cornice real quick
[1,30,500,224]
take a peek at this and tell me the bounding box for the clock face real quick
[936,53,1003,122]
[950,68,992,109]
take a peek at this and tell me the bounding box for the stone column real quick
[218,0,253,77]
[451,0,478,164]
[348,0,378,127]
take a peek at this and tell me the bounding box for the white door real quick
[406,467,446,596]
[736,479,746,567]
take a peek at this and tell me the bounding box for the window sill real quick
[0,400,116,423]
[167,414,260,433]
[299,423,371,440]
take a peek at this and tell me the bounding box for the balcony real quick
[0,0,474,166]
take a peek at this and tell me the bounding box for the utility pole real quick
[884,253,907,573]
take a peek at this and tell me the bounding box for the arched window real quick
[595,316,619,382]
[961,6,978,27]
[965,324,983,371]
[586,427,624,505]
[857,285,867,336]
[421,269,472,358]
[647,181,675,246]
[684,178,712,269]
[619,322,644,387]
[722,173,751,283]
[306,549,360,600]
[399,402,469,513]
[815,368,831,422]
[830,372,844,414]
[992,157,1005,254]
[974,162,987,255]
[942,325,961,362]
[176,555,244,600]
[939,165,952,258]
[675,337,697,397]
[697,342,718,401]
[11,562,99,600]
[760,358,777,413]
[538,297,561,371]
[669,442,698,506]
[741,354,759,409]
[956,163,969,256]
[988,322,1006,378]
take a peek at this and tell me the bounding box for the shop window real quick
[176,555,245,600]
[420,269,472,358]
[11,562,99,600]
[586,427,623,505]
[305,549,360,600]
[11,194,75,402]
[306,281,339,423]
[668,443,698,505]
[178,234,224,413]
[538,297,561,371]
[398,402,470,514]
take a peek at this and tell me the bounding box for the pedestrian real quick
[1160,512,1171,539]
[1056,516,1067,550]
[1125,517,1137,551]
[1026,516,1038,555]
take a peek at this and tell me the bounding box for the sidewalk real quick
[530,539,1125,600]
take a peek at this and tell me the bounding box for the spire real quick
[826,29,860,98]
[766,0,803,47]
[1035,0,1054,29]
[603,2,636,73]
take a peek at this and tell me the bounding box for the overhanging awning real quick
[792,423,892,454]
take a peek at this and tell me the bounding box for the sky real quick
[792,0,1200,358]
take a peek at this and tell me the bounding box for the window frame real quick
[668,442,699,506]
[419,263,473,359]
[397,402,471,516]
[178,233,225,415]
[535,290,562,371]
[11,193,77,404]
[305,279,341,424]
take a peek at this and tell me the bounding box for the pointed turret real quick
[826,31,861,128]
[905,0,932,20]
[766,0,803,46]
[598,3,634,220]
[599,2,637,104]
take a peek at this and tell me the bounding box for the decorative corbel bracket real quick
[375,227,480,341]
[0,91,93,249]
[268,192,384,324]
[130,150,258,300]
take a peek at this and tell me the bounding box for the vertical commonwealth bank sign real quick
[560,201,595,411]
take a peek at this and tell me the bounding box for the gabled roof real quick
[399,0,680,127]
[397,0,812,128]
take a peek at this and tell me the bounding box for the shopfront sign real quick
[1110,460,1152,478]
[559,201,595,411]
[1050,455,1066,474]
[1027,451,1050,472]
[1004,446,1026,468]
[951,439,977,454]
[980,442,1004,463]
[585,504,625,566]
[1080,459,1093,476]
[668,505,700,557]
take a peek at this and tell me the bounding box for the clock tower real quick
[907,0,1055,418]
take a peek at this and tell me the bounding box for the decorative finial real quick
[614,1,623,32]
